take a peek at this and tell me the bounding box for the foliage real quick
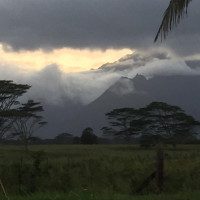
[11,100,47,151]
[104,102,200,145]
[73,136,81,144]
[154,0,192,41]
[81,128,98,144]
[0,80,30,139]
[138,102,200,142]
[0,145,200,196]
[104,108,142,142]
[54,133,73,144]
[55,133,72,140]
[3,190,200,200]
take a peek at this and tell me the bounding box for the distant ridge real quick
[39,74,200,138]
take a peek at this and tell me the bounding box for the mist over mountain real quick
[39,73,200,138]
[1,50,200,138]
[29,51,200,138]
[98,51,170,72]
[0,50,199,106]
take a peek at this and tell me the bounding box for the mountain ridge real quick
[38,74,200,138]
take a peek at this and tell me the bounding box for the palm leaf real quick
[154,0,192,42]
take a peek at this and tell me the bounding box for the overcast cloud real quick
[0,0,199,56]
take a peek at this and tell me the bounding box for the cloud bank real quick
[0,0,199,56]
[0,50,200,105]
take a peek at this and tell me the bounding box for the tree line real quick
[1,80,200,148]
[52,102,200,146]
[102,102,200,146]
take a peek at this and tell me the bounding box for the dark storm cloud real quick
[0,0,199,55]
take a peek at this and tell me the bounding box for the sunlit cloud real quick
[0,44,133,72]
[0,50,199,106]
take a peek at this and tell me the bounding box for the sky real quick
[0,0,200,104]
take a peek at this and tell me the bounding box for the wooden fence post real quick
[136,144,165,193]
[156,144,164,192]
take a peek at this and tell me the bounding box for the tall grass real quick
[0,144,199,195]
[1,190,200,200]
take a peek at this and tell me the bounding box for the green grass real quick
[0,144,199,196]
[1,190,200,200]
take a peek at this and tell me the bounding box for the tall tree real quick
[154,0,192,42]
[104,102,200,145]
[104,108,141,142]
[11,100,47,151]
[0,80,30,139]
[81,127,98,144]
[137,102,200,143]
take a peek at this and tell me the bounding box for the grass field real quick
[1,190,200,200]
[0,144,199,199]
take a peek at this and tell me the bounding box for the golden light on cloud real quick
[0,44,133,72]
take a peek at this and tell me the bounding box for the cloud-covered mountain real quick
[38,73,200,138]
[1,50,200,138]
[73,74,200,137]
[0,1,199,138]
[98,50,199,78]
[99,51,170,72]
[0,50,199,106]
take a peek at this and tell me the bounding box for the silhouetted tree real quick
[0,80,30,139]
[11,100,47,151]
[54,132,73,144]
[101,126,115,135]
[81,127,98,144]
[137,102,200,145]
[104,108,141,143]
[104,102,200,146]
[73,136,81,144]
[155,0,192,41]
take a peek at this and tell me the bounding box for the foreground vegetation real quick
[0,144,199,198]
[1,190,200,200]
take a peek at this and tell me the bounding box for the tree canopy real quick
[103,108,141,142]
[0,80,31,139]
[11,100,47,150]
[104,102,200,145]
[81,127,98,144]
[138,102,200,138]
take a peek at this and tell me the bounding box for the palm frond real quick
[154,0,192,42]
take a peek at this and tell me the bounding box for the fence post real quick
[156,144,164,192]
